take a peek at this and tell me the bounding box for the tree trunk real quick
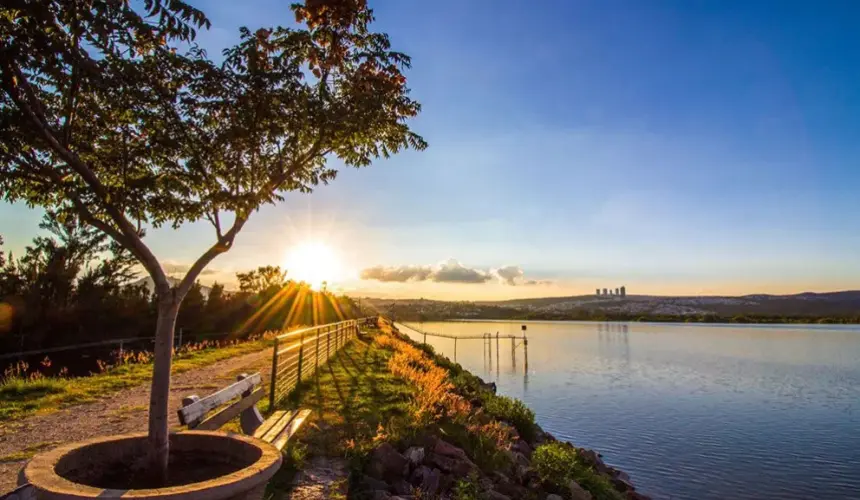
[148,295,180,483]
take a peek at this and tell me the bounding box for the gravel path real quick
[282,457,348,500]
[0,347,273,492]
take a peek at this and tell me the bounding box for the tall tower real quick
[602,288,608,296]
[615,287,620,296]
[596,288,601,296]
[620,286,626,298]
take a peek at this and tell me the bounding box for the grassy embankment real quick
[0,338,272,423]
[269,323,625,500]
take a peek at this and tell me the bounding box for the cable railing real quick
[268,316,377,409]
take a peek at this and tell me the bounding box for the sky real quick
[3,0,860,300]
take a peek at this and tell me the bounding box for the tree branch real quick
[2,60,168,290]
[176,213,247,299]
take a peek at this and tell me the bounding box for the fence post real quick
[297,331,305,387]
[327,325,331,360]
[269,336,279,410]
[315,328,321,368]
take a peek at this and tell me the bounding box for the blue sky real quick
[3,0,860,298]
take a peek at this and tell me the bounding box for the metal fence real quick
[268,316,377,409]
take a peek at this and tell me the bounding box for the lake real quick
[398,321,860,500]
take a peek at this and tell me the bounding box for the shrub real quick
[532,442,624,500]
[483,394,537,442]
[452,473,481,500]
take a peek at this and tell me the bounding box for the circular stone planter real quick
[21,431,282,500]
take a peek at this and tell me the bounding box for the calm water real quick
[399,321,860,500]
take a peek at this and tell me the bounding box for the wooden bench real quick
[178,372,310,451]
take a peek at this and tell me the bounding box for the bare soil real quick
[0,347,272,493]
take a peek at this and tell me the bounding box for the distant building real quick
[596,288,601,296]
[602,288,608,296]
[615,287,620,296]
[620,286,626,298]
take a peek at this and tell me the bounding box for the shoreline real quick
[375,320,651,500]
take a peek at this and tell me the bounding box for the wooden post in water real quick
[521,325,528,374]
[496,332,500,376]
[511,337,516,370]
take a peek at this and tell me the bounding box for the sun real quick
[284,241,343,291]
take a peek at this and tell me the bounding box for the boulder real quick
[627,491,653,500]
[434,439,470,462]
[427,452,475,477]
[409,465,431,486]
[546,495,564,500]
[578,448,610,475]
[486,490,511,500]
[360,475,391,492]
[371,491,392,500]
[512,439,532,457]
[420,468,443,496]
[569,479,594,500]
[404,446,425,466]
[611,476,635,493]
[367,443,409,481]
[492,471,528,498]
[390,478,413,496]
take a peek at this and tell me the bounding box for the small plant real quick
[532,442,624,500]
[483,394,538,442]
[452,473,481,500]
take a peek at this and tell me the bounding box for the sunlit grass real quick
[0,339,272,423]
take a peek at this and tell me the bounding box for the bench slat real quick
[253,410,292,441]
[195,388,265,431]
[270,409,311,450]
[177,372,262,426]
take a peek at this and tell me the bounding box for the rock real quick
[427,452,475,477]
[578,448,610,474]
[511,451,530,468]
[486,490,511,500]
[570,479,594,500]
[492,471,527,498]
[421,468,443,496]
[512,439,532,457]
[371,491,392,500]
[361,475,391,492]
[546,495,564,500]
[367,443,409,481]
[626,491,652,500]
[614,470,631,483]
[390,478,413,496]
[434,439,470,462]
[611,476,635,493]
[409,465,429,486]
[404,446,425,466]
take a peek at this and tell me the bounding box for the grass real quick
[0,441,62,463]
[0,339,272,423]
[264,334,415,498]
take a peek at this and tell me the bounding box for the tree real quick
[237,265,289,294]
[0,0,425,479]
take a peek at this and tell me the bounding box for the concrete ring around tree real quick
[21,431,282,500]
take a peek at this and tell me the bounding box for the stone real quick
[546,495,564,500]
[390,478,413,496]
[409,465,431,486]
[420,468,443,496]
[427,452,475,477]
[371,490,392,500]
[512,451,530,468]
[492,472,527,498]
[367,443,409,481]
[486,490,511,500]
[512,439,532,457]
[611,476,635,493]
[569,479,594,500]
[404,446,425,466]
[434,439,470,462]
[361,475,391,492]
[626,491,652,500]
[578,448,610,474]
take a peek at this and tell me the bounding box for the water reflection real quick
[402,320,860,500]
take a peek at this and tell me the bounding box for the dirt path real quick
[0,347,273,492]
[282,457,348,500]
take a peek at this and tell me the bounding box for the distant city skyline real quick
[3,0,860,300]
